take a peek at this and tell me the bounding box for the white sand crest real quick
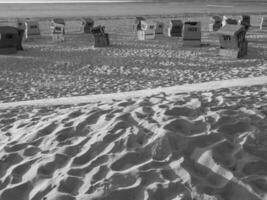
[1,76,267,109]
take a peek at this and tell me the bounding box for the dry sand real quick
[1,14,267,103]
[1,2,267,200]
[1,76,267,109]
[1,84,267,200]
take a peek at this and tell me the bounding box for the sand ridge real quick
[1,75,267,109]
[1,85,267,200]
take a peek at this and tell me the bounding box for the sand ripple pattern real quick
[1,85,267,200]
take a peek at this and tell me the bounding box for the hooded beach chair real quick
[155,21,164,35]
[168,20,183,37]
[137,20,156,40]
[25,20,40,39]
[260,17,267,31]
[0,26,23,54]
[51,18,65,35]
[209,16,222,31]
[182,21,201,47]
[238,15,250,31]
[217,24,247,58]
[91,25,110,47]
[51,23,65,42]
[222,16,238,27]
[82,17,94,33]
[133,16,146,33]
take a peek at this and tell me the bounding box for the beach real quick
[1,1,267,200]
[0,14,267,103]
[1,84,267,200]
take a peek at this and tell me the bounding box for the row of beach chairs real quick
[0,15,266,58]
[133,16,249,58]
[0,17,94,40]
[0,17,96,53]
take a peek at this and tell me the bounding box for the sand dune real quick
[1,84,267,200]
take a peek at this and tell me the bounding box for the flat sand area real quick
[0,2,267,103]
[1,13,267,102]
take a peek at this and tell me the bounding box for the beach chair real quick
[50,18,65,35]
[0,26,23,54]
[238,15,250,31]
[92,25,110,47]
[182,21,201,47]
[260,17,267,31]
[209,16,222,31]
[222,16,238,27]
[168,20,183,37]
[52,23,65,42]
[25,20,40,39]
[155,21,164,35]
[137,20,156,40]
[81,17,94,33]
[133,16,146,33]
[217,24,247,58]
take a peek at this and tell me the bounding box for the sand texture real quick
[1,15,267,103]
[1,85,267,200]
[1,76,267,109]
[1,2,267,199]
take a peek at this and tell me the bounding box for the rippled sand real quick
[1,85,267,200]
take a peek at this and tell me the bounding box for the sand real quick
[1,75,267,109]
[1,84,267,200]
[1,14,267,103]
[1,2,267,199]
